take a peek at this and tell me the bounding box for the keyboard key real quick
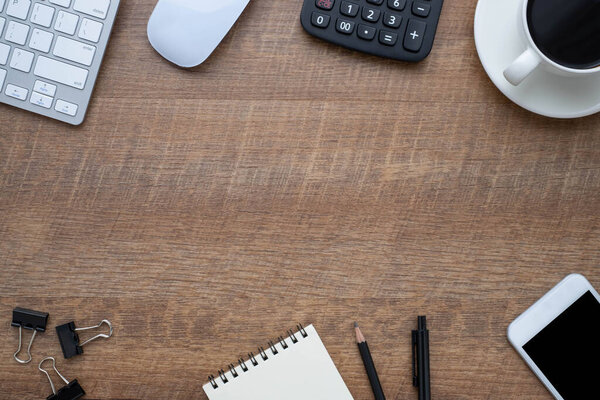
[5,21,30,45]
[404,19,426,52]
[0,43,9,65]
[383,13,402,28]
[55,99,78,116]
[0,0,5,12]
[31,3,55,28]
[366,0,383,4]
[5,84,28,100]
[6,0,31,20]
[362,7,380,22]
[412,2,430,17]
[49,0,71,7]
[0,68,6,90]
[315,0,334,10]
[34,80,57,97]
[55,11,79,35]
[0,17,5,36]
[78,18,103,43]
[388,0,406,10]
[336,18,355,34]
[30,91,53,108]
[379,30,398,46]
[29,29,54,53]
[73,0,110,19]
[340,1,359,17]
[357,24,376,40]
[34,56,89,89]
[311,12,330,29]
[9,48,34,72]
[53,36,96,66]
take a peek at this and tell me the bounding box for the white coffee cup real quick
[503,0,600,86]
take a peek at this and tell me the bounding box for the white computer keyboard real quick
[0,0,120,125]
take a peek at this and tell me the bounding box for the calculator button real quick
[311,12,331,28]
[404,19,426,52]
[383,13,402,28]
[379,30,398,46]
[362,7,381,22]
[366,0,384,4]
[340,1,359,17]
[412,2,431,17]
[316,0,335,10]
[357,24,376,40]
[336,18,355,34]
[387,0,406,10]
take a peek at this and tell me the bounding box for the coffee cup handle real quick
[503,47,542,86]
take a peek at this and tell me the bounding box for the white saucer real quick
[474,0,600,118]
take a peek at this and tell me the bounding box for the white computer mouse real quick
[147,0,251,68]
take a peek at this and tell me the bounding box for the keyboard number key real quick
[55,11,79,35]
[6,0,31,20]
[31,3,55,28]
[362,7,380,22]
[316,0,334,10]
[5,84,28,100]
[404,19,427,52]
[5,21,30,46]
[357,24,376,41]
[311,12,330,29]
[10,48,34,72]
[78,18,103,43]
[384,13,402,28]
[55,99,78,116]
[388,0,406,11]
[336,19,355,35]
[340,1,359,17]
[379,30,398,46]
[29,29,54,53]
[30,91,53,108]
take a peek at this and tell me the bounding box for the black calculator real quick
[300,0,444,62]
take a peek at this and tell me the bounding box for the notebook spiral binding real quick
[208,324,309,389]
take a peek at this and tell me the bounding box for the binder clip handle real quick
[76,319,113,346]
[39,357,70,395]
[12,307,49,364]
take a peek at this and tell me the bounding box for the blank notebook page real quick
[203,324,354,400]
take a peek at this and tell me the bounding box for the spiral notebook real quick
[203,324,354,400]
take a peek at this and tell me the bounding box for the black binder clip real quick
[56,319,113,359]
[39,357,85,400]
[11,307,49,364]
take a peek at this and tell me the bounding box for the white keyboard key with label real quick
[31,3,55,28]
[30,91,52,108]
[9,48,34,72]
[29,29,54,53]
[5,20,29,45]
[0,0,120,124]
[6,0,31,20]
[54,36,96,66]
[5,83,28,100]
[34,56,88,89]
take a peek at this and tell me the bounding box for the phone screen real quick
[522,291,600,399]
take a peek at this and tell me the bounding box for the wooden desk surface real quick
[1,1,599,399]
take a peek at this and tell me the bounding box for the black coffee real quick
[527,0,600,69]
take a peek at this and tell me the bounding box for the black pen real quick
[355,322,386,400]
[412,316,431,400]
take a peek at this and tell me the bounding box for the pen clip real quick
[412,330,418,387]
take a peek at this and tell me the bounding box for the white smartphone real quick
[507,274,600,400]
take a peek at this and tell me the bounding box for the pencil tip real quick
[354,321,359,328]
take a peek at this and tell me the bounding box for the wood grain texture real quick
[1,0,599,399]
